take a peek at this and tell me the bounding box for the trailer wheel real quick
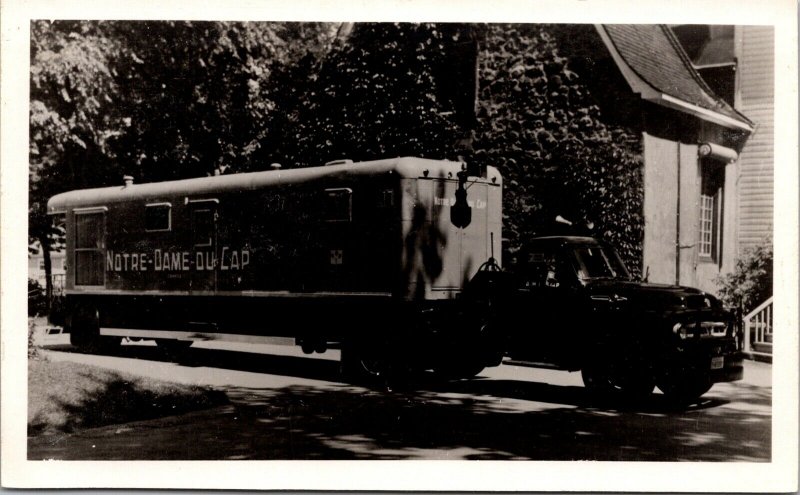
[69,304,120,352]
[155,339,193,358]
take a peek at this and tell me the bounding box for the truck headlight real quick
[672,322,688,340]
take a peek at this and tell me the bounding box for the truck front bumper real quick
[710,351,744,383]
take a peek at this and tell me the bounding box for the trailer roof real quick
[524,236,601,246]
[48,157,501,213]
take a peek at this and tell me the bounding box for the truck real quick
[495,235,744,403]
[47,157,505,378]
[48,155,742,402]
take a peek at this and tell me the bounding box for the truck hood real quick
[584,280,718,310]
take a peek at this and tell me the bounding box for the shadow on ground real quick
[46,343,343,383]
[30,344,771,462]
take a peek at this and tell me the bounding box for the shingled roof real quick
[598,24,753,131]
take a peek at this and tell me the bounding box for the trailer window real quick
[75,211,105,286]
[324,188,352,222]
[145,203,171,232]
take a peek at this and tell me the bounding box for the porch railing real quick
[743,296,773,356]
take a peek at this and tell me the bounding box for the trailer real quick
[47,157,504,378]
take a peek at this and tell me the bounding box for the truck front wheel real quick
[581,362,656,400]
[657,374,713,404]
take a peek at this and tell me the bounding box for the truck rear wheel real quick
[340,343,390,383]
[432,357,485,380]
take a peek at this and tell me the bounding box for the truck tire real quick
[432,357,485,380]
[657,376,713,405]
[581,362,655,400]
[340,343,390,384]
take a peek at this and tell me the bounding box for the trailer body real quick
[48,157,502,364]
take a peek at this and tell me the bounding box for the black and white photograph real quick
[2,0,797,491]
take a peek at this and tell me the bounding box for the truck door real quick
[508,248,576,364]
[189,200,218,292]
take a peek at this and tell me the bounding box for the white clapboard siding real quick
[737,26,774,251]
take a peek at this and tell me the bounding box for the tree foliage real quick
[106,21,337,180]
[280,23,467,168]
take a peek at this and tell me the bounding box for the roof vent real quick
[270,163,282,170]
[123,175,134,187]
[325,159,353,166]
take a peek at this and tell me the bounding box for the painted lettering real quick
[170,252,181,271]
[105,248,250,272]
[220,247,229,270]
[205,252,216,270]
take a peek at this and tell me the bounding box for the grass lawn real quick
[28,358,228,437]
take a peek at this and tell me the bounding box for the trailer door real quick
[189,200,218,292]
[73,207,107,287]
[430,180,489,290]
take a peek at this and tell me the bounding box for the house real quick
[550,24,756,294]
[671,24,774,256]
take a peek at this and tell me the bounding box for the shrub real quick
[28,278,46,317]
[28,318,41,360]
[715,238,773,313]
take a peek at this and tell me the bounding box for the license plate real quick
[710,356,724,369]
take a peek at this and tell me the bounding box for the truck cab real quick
[498,236,743,403]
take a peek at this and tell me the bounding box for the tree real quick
[282,23,465,168]
[107,21,339,180]
[30,20,123,308]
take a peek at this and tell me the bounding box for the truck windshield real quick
[571,245,631,281]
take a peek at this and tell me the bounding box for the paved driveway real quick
[29,337,772,461]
